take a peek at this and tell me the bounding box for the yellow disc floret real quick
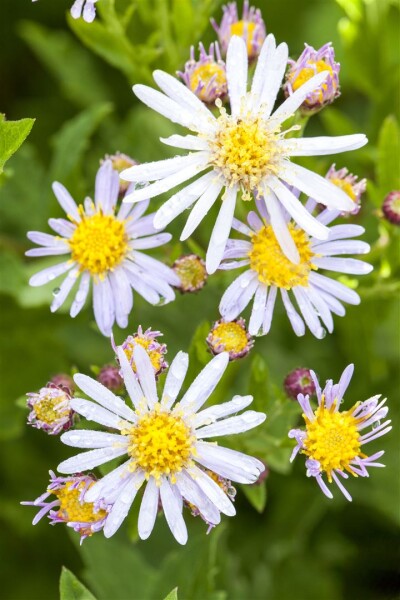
[303,401,362,480]
[249,224,316,289]
[209,321,249,354]
[69,209,128,277]
[289,60,336,107]
[189,64,227,102]
[54,481,107,526]
[210,111,281,197]
[126,405,195,481]
[33,393,70,425]
[124,338,164,374]
[329,178,357,202]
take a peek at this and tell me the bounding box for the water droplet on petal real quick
[52,287,61,296]
[372,420,381,430]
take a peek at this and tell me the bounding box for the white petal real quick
[250,34,276,108]
[133,344,158,408]
[52,182,80,221]
[219,270,257,321]
[176,471,221,525]
[272,71,330,124]
[312,240,370,256]
[84,459,133,503]
[305,287,334,333]
[133,84,198,130]
[121,153,202,183]
[92,278,115,337]
[57,445,128,475]
[162,351,189,409]
[25,247,70,257]
[260,42,289,118]
[160,479,188,545]
[61,430,128,449]
[280,289,305,336]
[194,395,253,428]
[189,465,236,515]
[262,187,300,262]
[130,251,180,286]
[313,257,373,275]
[73,373,137,422]
[196,411,266,438]
[95,160,119,213]
[292,286,325,338]
[160,134,209,151]
[138,477,159,540]
[180,353,229,413]
[104,471,145,537]
[70,397,127,430]
[195,444,262,484]
[29,261,74,286]
[48,218,75,237]
[108,269,133,329]
[226,36,248,116]
[27,231,67,247]
[116,346,145,409]
[206,186,237,274]
[132,233,171,250]
[50,268,80,312]
[281,134,367,157]
[249,284,268,335]
[310,272,360,305]
[70,272,90,317]
[180,180,223,240]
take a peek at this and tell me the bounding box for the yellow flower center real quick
[249,224,316,288]
[303,402,362,480]
[69,209,128,277]
[209,322,248,354]
[33,394,70,425]
[329,177,357,202]
[54,481,107,527]
[230,21,257,56]
[174,255,207,292]
[189,64,227,102]
[210,112,281,198]
[126,405,195,481]
[291,60,333,91]
[124,338,164,373]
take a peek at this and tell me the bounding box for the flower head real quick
[121,35,366,274]
[27,160,179,337]
[50,373,76,396]
[289,365,391,500]
[70,0,98,23]
[98,364,124,393]
[57,345,266,544]
[178,43,227,105]
[27,386,74,435]
[284,43,340,113]
[22,472,109,542]
[207,318,254,360]
[211,1,266,60]
[284,368,316,400]
[382,190,400,225]
[119,326,168,378]
[172,254,208,293]
[325,164,366,215]
[102,152,138,196]
[218,197,373,338]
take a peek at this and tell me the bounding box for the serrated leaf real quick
[377,115,400,194]
[59,567,97,600]
[164,588,178,600]
[0,114,35,173]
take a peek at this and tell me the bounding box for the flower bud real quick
[207,318,254,361]
[49,373,75,396]
[101,152,138,196]
[172,254,208,293]
[120,326,168,378]
[326,165,366,215]
[211,1,266,61]
[284,368,316,400]
[27,386,74,435]
[98,364,124,393]
[178,42,227,105]
[382,191,400,225]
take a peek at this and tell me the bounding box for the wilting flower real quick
[27,386,74,435]
[382,190,400,225]
[218,197,373,338]
[284,368,316,400]
[284,43,340,113]
[207,318,254,360]
[22,472,109,542]
[119,326,168,378]
[102,152,138,196]
[211,1,266,60]
[325,165,367,215]
[50,373,75,396]
[289,364,391,500]
[26,160,179,337]
[121,35,366,274]
[98,365,124,393]
[178,42,227,105]
[57,345,266,544]
[172,254,208,293]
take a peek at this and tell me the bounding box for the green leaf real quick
[164,588,178,600]
[0,249,26,299]
[59,567,97,600]
[377,115,400,195]
[0,114,35,173]
[240,482,268,513]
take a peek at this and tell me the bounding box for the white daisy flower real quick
[120,34,367,274]
[57,345,266,545]
[27,160,179,337]
[218,197,373,339]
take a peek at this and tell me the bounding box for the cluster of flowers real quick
[24,1,393,545]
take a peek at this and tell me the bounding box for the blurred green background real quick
[0,0,399,598]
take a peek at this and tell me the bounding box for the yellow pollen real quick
[210,113,281,196]
[69,209,128,277]
[249,224,316,289]
[33,394,70,425]
[291,60,333,91]
[54,481,106,528]
[189,64,227,102]
[330,177,357,202]
[230,21,257,56]
[124,338,164,373]
[209,322,248,354]
[303,402,362,480]
[126,405,195,481]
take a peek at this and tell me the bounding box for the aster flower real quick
[382,190,400,225]
[178,43,227,105]
[207,318,254,360]
[211,1,266,60]
[27,385,74,435]
[26,160,179,337]
[218,197,373,338]
[284,368,315,400]
[325,164,367,216]
[119,326,168,378]
[121,34,366,274]
[172,254,208,293]
[57,345,266,545]
[289,364,392,500]
[22,471,109,542]
[284,43,340,113]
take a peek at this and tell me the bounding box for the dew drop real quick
[372,420,381,430]
[52,287,61,296]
